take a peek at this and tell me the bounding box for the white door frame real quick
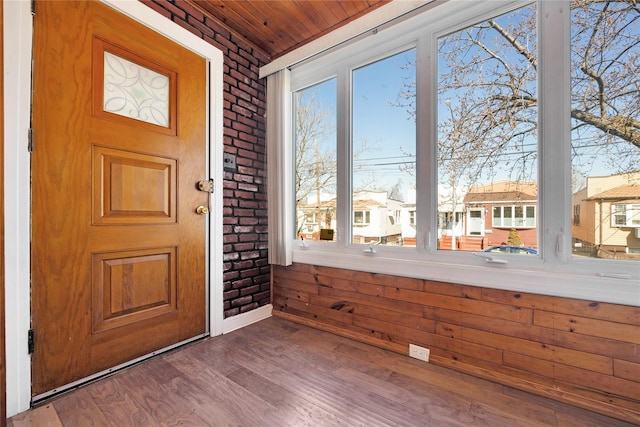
[467,208,485,236]
[4,0,225,415]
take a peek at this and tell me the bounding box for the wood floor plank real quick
[161,376,236,427]
[8,316,637,427]
[224,346,400,426]
[7,404,63,427]
[167,349,292,427]
[83,376,162,427]
[50,388,112,427]
[251,327,469,424]
[225,366,345,426]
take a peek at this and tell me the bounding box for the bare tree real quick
[396,1,639,184]
[571,0,640,176]
[437,3,539,185]
[294,90,387,237]
[294,90,336,235]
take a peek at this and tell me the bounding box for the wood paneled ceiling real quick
[189,0,392,60]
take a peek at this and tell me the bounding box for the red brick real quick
[238,132,259,145]
[232,278,254,289]
[229,50,251,70]
[236,191,255,200]
[240,285,261,296]
[148,0,186,19]
[224,308,239,317]
[174,0,204,22]
[216,34,238,54]
[239,217,259,225]
[240,251,260,260]
[205,16,232,39]
[239,303,259,313]
[240,268,262,279]
[187,15,214,38]
[238,150,258,161]
[239,234,259,243]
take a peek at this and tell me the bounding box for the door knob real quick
[196,206,209,215]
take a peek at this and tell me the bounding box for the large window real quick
[286,0,638,305]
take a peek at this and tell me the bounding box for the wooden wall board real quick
[273,263,640,424]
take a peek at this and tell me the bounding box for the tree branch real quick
[488,19,537,69]
[572,108,640,149]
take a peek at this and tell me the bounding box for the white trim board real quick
[4,0,225,416]
[222,304,273,334]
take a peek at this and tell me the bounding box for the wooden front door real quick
[31,1,208,396]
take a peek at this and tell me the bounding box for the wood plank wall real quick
[273,263,640,424]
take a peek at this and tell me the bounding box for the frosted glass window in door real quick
[103,51,170,127]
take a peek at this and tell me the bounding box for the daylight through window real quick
[287,0,638,302]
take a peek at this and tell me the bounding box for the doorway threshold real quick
[31,333,209,405]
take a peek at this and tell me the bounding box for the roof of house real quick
[353,199,385,209]
[463,181,537,203]
[298,198,386,209]
[587,184,640,201]
[298,199,337,209]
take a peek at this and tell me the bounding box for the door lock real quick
[197,179,214,193]
[196,206,209,215]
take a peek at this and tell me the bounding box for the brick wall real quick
[141,0,270,318]
[273,263,640,424]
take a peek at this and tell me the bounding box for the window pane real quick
[631,205,640,226]
[493,207,502,227]
[514,206,524,227]
[526,206,535,227]
[504,207,513,227]
[294,79,337,242]
[103,51,170,127]
[352,49,417,246]
[570,1,640,260]
[437,4,538,254]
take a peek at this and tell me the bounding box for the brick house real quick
[462,181,538,250]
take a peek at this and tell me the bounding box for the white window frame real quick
[611,203,640,228]
[287,1,639,306]
[353,210,371,226]
[304,211,319,225]
[493,205,536,229]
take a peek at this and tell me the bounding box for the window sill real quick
[292,243,640,307]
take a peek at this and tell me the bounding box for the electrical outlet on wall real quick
[409,344,430,362]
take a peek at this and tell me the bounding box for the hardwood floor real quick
[9,317,635,426]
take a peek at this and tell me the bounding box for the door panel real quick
[31,1,208,396]
[92,146,177,224]
[91,247,177,333]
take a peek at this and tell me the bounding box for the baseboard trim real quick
[222,304,273,334]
